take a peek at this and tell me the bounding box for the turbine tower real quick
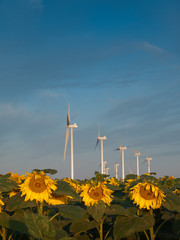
[103,161,107,174]
[114,163,119,179]
[64,104,78,180]
[115,144,127,181]
[132,145,141,176]
[95,127,107,174]
[144,155,152,174]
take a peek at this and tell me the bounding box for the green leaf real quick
[87,201,106,222]
[162,189,180,212]
[0,210,29,235]
[70,217,98,233]
[0,174,18,192]
[173,213,180,238]
[24,212,56,240]
[54,181,81,201]
[104,204,127,215]
[57,205,86,220]
[113,212,155,239]
[6,192,36,211]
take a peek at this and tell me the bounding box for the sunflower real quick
[8,172,26,197]
[80,182,114,207]
[129,182,165,210]
[0,197,4,212]
[19,171,57,203]
[63,178,82,193]
[108,177,119,186]
[47,193,71,205]
[8,172,26,184]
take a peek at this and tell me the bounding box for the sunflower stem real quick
[149,210,155,240]
[38,201,43,215]
[143,230,150,240]
[1,227,6,240]
[99,220,103,240]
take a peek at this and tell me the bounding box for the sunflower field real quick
[0,170,179,240]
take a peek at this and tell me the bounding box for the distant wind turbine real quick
[143,154,152,174]
[63,104,78,180]
[95,127,107,174]
[103,161,107,174]
[132,145,141,176]
[114,163,119,179]
[115,143,127,181]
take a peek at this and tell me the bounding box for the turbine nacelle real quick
[118,146,127,151]
[97,136,107,140]
[67,123,78,128]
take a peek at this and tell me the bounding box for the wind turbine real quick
[132,145,141,176]
[64,104,78,180]
[143,154,152,174]
[115,143,127,181]
[103,161,107,174]
[114,163,119,179]
[95,127,107,174]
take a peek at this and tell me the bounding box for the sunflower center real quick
[89,187,104,200]
[29,176,47,193]
[139,186,155,200]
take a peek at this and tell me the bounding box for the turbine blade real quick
[98,126,100,138]
[64,127,69,161]
[67,104,70,126]
[132,144,136,154]
[95,139,99,149]
[114,148,120,151]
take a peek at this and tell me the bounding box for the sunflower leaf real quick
[0,210,29,235]
[113,212,155,239]
[54,181,81,201]
[173,213,180,238]
[70,217,99,233]
[87,201,106,223]
[24,212,56,240]
[0,174,18,192]
[162,189,180,212]
[56,205,87,220]
[6,192,37,211]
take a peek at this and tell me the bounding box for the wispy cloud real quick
[139,41,167,54]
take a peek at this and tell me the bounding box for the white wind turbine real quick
[63,104,78,180]
[114,163,119,179]
[132,145,141,176]
[143,154,152,174]
[115,143,127,181]
[103,161,107,174]
[95,127,107,174]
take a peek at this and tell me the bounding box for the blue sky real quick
[0,0,180,179]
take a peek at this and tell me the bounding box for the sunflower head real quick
[129,182,165,210]
[0,195,4,213]
[47,193,72,205]
[19,171,57,203]
[63,178,82,193]
[80,182,114,207]
[108,177,119,186]
[8,172,26,184]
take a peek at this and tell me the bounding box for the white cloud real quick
[140,41,167,54]
[0,103,29,118]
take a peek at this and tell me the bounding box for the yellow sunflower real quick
[124,179,136,193]
[8,172,26,184]
[129,182,165,210]
[19,171,57,203]
[0,198,4,213]
[80,182,114,207]
[173,189,180,196]
[108,177,119,186]
[63,178,82,193]
[47,193,71,205]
